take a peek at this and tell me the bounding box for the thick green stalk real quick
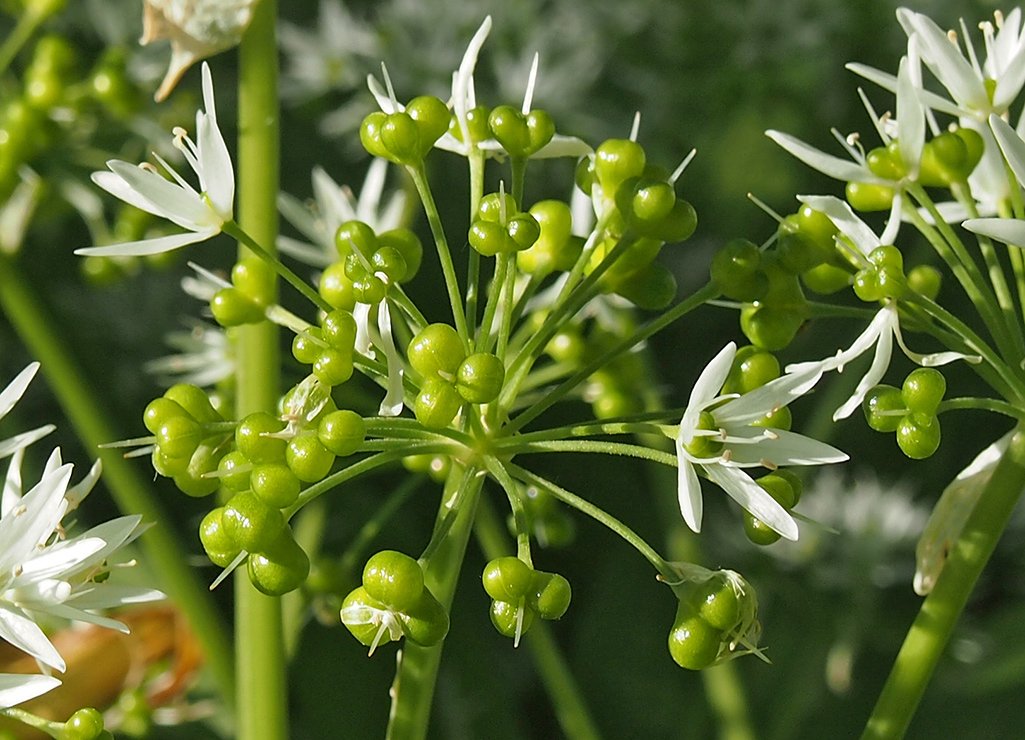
[474,496,602,740]
[386,465,485,740]
[0,256,235,704]
[234,2,287,739]
[862,426,1025,739]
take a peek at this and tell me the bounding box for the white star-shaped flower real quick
[675,343,847,540]
[75,62,234,258]
[0,448,163,676]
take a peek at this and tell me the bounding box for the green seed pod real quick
[401,588,450,646]
[668,606,723,670]
[318,409,365,456]
[286,431,336,483]
[529,571,571,620]
[691,575,741,632]
[408,323,465,379]
[251,463,301,508]
[863,385,906,433]
[222,491,287,553]
[199,507,241,568]
[235,411,287,464]
[482,556,535,602]
[248,532,310,596]
[455,352,505,404]
[489,598,535,640]
[363,550,425,613]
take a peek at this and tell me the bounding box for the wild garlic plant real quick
[5,1,1025,738]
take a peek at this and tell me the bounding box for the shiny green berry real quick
[143,397,188,435]
[408,323,465,379]
[156,415,203,460]
[222,491,287,553]
[743,511,782,546]
[691,576,741,632]
[363,550,424,612]
[897,413,941,459]
[402,588,450,646]
[235,412,287,464]
[902,368,945,415]
[286,431,336,483]
[62,707,105,740]
[199,508,241,567]
[668,609,722,670]
[490,598,535,639]
[482,556,535,602]
[251,463,301,508]
[248,532,310,596]
[529,571,571,620]
[710,239,766,301]
[164,384,221,424]
[907,264,942,300]
[216,450,252,492]
[723,345,779,394]
[456,352,505,403]
[414,378,463,429]
[594,139,646,192]
[318,409,365,456]
[863,385,906,433]
[340,585,395,648]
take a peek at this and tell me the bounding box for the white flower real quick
[367,17,590,161]
[145,318,234,389]
[789,303,976,421]
[675,343,847,540]
[0,363,53,461]
[278,160,407,267]
[0,448,162,676]
[75,62,233,258]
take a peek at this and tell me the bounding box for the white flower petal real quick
[0,363,38,419]
[0,674,61,709]
[962,217,1025,246]
[0,425,54,460]
[896,56,924,177]
[723,427,848,467]
[705,465,799,540]
[899,10,988,113]
[676,453,703,533]
[797,195,880,257]
[988,114,1025,189]
[716,364,823,425]
[833,312,894,421]
[846,62,963,116]
[107,161,214,230]
[0,605,64,671]
[75,230,216,258]
[766,130,882,184]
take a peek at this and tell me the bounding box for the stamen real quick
[522,52,540,115]
[995,10,1004,28]
[380,62,399,110]
[139,162,158,173]
[760,458,778,470]
[746,193,784,224]
[629,111,641,142]
[720,449,733,463]
[669,149,697,184]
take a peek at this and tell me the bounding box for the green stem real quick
[506,282,719,434]
[938,396,1025,419]
[234,3,287,738]
[474,495,602,740]
[0,7,45,76]
[507,462,672,576]
[0,255,235,704]
[862,426,1025,739]
[223,221,333,315]
[386,464,485,740]
[407,166,470,346]
[510,439,677,468]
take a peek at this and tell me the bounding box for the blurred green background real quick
[2,0,1024,737]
